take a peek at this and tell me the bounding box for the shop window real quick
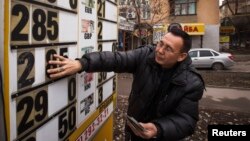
[172,0,196,16]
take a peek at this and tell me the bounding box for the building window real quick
[141,1,151,19]
[173,0,196,16]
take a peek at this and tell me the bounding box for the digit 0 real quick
[68,106,76,130]
[69,0,77,9]
[68,77,76,101]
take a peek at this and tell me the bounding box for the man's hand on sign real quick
[47,54,82,79]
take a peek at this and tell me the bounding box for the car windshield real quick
[189,51,198,57]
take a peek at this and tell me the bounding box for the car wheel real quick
[212,63,224,70]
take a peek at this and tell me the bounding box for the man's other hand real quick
[128,122,158,139]
[47,54,82,79]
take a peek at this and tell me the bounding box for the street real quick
[117,74,250,114]
[201,87,250,113]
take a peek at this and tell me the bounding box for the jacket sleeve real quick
[77,46,153,73]
[153,75,204,141]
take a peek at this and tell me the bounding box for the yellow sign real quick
[164,23,205,35]
[220,36,230,43]
[181,23,205,35]
[220,26,235,34]
[92,115,114,141]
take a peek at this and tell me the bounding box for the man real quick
[47,29,205,141]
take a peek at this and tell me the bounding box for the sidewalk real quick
[201,87,250,113]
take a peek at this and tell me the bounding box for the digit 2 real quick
[17,51,35,89]
[11,4,29,41]
[97,0,105,17]
[97,22,103,40]
[17,89,48,135]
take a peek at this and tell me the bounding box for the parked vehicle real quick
[188,48,235,70]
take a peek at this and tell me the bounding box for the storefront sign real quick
[181,23,205,35]
[153,23,205,43]
[220,26,235,34]
[220,36,230,43]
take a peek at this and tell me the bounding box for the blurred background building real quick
[220,0,250,50]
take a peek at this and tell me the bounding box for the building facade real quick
[166,0,220,51]
[118,0,220,51]
[220,0,250,49]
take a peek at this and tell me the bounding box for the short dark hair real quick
[169,28,192,53]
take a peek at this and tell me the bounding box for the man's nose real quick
[158,47,165,54]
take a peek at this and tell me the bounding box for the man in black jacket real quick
[47,29,205,141]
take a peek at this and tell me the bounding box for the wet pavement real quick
[114,73,250,141]
[201,87,250,113]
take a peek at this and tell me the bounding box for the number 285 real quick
[11,3,59,42]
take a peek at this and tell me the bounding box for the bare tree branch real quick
[225,0,235,15]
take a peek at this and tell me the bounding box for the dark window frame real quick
[171,0,197,16]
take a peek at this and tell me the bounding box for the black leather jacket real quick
[79,45,205,141]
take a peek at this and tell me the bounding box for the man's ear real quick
[177,53,187,62]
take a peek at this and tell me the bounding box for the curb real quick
[206,85,250,91]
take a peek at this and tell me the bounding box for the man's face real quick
[155,33,187,68]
